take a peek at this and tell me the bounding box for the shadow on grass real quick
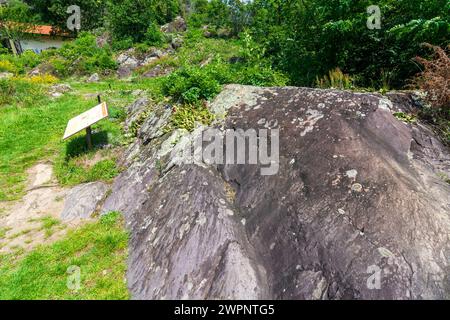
[65,131,109,160]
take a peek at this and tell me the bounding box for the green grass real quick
[0,83,126,201]
[0,212,129,300]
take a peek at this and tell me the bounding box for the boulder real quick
[49,83,72,97]
[116,49,140,78]
[142,64,174,78]
[87,73,100,83]
[117,65,133,79]
[28,67,41,76]
[161,16,187,33]
[171,36,184,50]
[61,182,109,221]
[102,85,450,299]
[123,97,151,133]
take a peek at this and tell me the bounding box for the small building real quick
[1,23,72,55]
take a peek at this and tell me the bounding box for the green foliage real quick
[38,32,117,77]
[55,158,119,186]
[169,102,215,132]
[247,0,450,88]
[0,77,46,107]
[0,0,39,40]
[163,66,221,103]
[0,50,41,74]
[163,35,287,104]
[316,68,355,90]
[0,211,129,300]
[144,22,164,46]
[23,0,107,30]
[393,112,417,124]
[106,0,180,43]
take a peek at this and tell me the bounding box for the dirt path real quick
[0,163,78,254]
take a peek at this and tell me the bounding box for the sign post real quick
[63,100,109,149]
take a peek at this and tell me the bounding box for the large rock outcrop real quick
[102,85,450,300]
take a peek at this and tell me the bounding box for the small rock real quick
[96,32,111,48]
[161,16,187,33]
[87,73,100,83]
[345,170,358,180]
[28,67,41,76]
[171,37,184,50]
[351,183,363,193]
[49,84,72,96]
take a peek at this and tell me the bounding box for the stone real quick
[117,65,133,79]
[48,83,72,96]
[142,64,174,78]
[116,49,140,78]
[101,84,450,300]
[87,73,100,83]
[171,36,184,50]
[161,16,187,33]
[28,67,41,76]
[123,97,151,132]
[96,32,111,48]
[61,182,109,221]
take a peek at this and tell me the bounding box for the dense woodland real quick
[1,0,448,88]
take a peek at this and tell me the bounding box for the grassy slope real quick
[0,36,244,201]
[0,212,129,300]
[0,81,142,201]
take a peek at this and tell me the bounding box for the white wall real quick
[18,37,65,54]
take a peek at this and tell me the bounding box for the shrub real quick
[0,60,17,73]
[0,50,42,75]
[169,102,216,132]
[163,66,221,103]
[106,0,180,43]
[28,74,58,84]
[413,44,450,113]
[316,68,355,90]
[235,64,288,87]
[145,22,164,47]
[0,77,46,107]
[34,33,118,77]
[111,38,134,51]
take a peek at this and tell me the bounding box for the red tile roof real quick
[0,22,70,37]
[26,25,54,35]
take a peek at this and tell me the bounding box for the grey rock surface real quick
[123,97,151,133]
[87,73,100,83]
[161,16,187,33]
[116,46,176,79]
[103,85,450,300]
[48,84,72,97]
[62,182,109,221]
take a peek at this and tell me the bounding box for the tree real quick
[23,0,107,31]
[0,0,38,54]
[247,0,450,88]
[106,0,180,43]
